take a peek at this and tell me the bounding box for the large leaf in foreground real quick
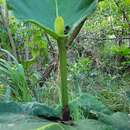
[7,0,97,38]
[37,120,114,130]
[98,112,130,130]
[1,102,129,130]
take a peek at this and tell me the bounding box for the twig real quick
[0,5,17,58]
[44,33,54,51]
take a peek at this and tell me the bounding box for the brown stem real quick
[62,105,70,121]
[0,5,17,58]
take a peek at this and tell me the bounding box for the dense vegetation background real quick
[0,0,130,121]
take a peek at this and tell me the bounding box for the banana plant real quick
[7,0,98,121]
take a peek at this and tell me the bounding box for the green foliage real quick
[98,112,130,130]
[0,49,32,101]
[0,102,115,130]
[70,93,111,120]
[99,88,130,112]
[0,83,5,100]
[111,46,130,57]
[55,93,111,120]
[70,57,92,76]
[22,29,48,69]
[0,0,4,5]
[110,45,130,70]
[125,0,130,5]
[0,0,130,129]
[6,0,98,121]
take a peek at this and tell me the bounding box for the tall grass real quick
[0,48,32,102]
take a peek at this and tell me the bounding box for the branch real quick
[44,33,54,51]
[0,5,17,58]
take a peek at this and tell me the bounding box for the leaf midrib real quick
[55,0,59,17]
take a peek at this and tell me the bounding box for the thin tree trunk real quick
[0,4,17,58]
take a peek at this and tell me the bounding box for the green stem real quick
[57,38,70,121]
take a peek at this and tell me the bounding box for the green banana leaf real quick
[7,0,97,39]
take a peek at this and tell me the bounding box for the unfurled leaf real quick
[7,0,97,39]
